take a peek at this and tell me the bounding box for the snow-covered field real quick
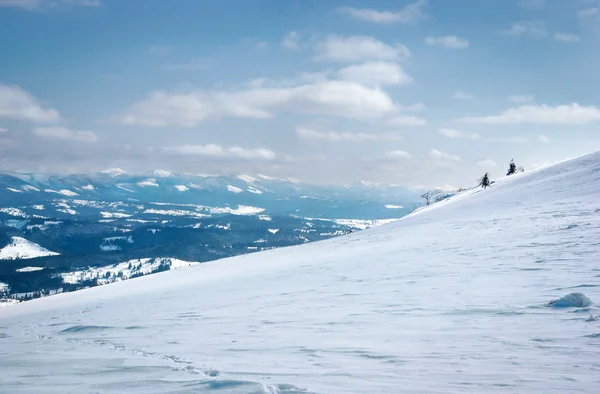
[0,237,59,260]
[1,152,600,393]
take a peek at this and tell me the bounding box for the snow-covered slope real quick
[1,152,600,393]
[0,237,59,260]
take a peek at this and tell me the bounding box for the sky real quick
[0,0,599,188]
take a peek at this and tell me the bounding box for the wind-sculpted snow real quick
[548,292,593,308]
[1,152,600,393]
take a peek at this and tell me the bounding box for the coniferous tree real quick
[506,159,517,176]
[480,173,491,189]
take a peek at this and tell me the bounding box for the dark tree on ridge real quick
[480,173,491,189]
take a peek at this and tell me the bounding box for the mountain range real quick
[0,169,424,301]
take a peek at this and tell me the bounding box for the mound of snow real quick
[548,293,592,308]
[0,237,59,260]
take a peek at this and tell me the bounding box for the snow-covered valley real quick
[1,152,599,393]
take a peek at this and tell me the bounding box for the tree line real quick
[421,159,524,206]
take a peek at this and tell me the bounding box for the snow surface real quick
[101,168,128,176]
[101,211,132,218]
[137,179,159,187]
[247,186,263,194]
[227,185,243,193]
[237,174,259,183]
[21,185,40,192]
[153,169,173,177]
[1,152,600,393]
[60,258,199,285]
[15,266,45,273]
[209,205,265,215]
[143,208,208,218]
[384,204,404,209]
[57,189,78,197]
[0,237,59,260]
[0,207,28,218]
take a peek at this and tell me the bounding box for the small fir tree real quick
[506,159,517,176]
[480,173,491,189]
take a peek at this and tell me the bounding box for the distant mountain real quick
[0,169,423,219]
[0,170,422,301]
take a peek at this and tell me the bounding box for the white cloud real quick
[120,81,397,126]
[459,103,600,125]
[387,115,427,127]
[476,159,497,167]
[453,90,473,100]
[146,45,172,56]
[164,144,277,160]
[425,35,469,49]
[314,35,411,63]
[537,134,550,143]
[430,149,461,162]
[297,127,402,142]
[0,0,100,9]
[0,84,61,123]
[579,7,600,23]
[337,0,428,24]
[385,150,412,159]
[510,94,534,103]
[256,41,269,51]
[34,126,98,142]
[517,0,546,9]
[554,33,581,42]
[0,127,7,133]
[438,128,479,140]
[336,61,412,87]
[502,20,547,37]
[282,32,301,50]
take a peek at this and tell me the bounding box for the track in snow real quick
[1,152,600,393]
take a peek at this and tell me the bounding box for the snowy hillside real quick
[1,152,599,393]
[0,237,59,260]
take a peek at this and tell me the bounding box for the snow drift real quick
[1,152,600,393]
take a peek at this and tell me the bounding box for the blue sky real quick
[1,0,599,188]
